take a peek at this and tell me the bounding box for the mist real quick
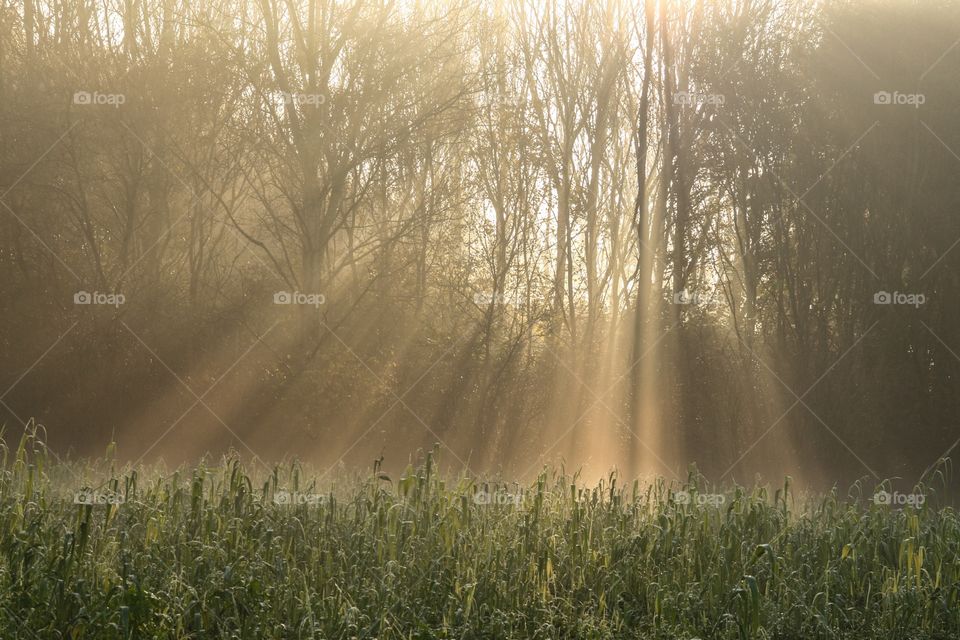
[2,0,959,495]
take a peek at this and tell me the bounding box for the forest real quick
[2,0,960,489]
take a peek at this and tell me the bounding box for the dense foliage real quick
[2,434,958,639]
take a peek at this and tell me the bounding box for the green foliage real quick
[1,436,958,639]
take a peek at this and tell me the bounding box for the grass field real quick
[1,434,958,639]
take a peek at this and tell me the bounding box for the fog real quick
[2,0,959,493]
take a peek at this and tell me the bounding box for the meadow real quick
[1,433,958,639]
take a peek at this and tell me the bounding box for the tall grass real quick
[1,429,958,639]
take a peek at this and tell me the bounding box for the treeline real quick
[1,0,959,487]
